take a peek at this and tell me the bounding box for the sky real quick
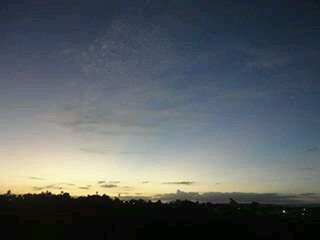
[1,0,320,203]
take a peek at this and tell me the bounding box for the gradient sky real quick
[1,0,320,202]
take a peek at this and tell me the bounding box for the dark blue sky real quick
[0,0,320,201]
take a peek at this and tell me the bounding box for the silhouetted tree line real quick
[0,191,319,239]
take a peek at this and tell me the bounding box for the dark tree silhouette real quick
[0,191,319,240]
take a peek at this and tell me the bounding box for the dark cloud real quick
[100,184,117,188]
[98,181,120,185]
[141,181,149,184]
[32,187,45,191]
[305,146,319,152]
[28,176,45,180]
[43,184,62,190]
[32,184,64,191]
[32,182,76,191]
[162,181,195,185]
[79,185,92,190]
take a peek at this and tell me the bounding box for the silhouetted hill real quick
[0,192,319,239]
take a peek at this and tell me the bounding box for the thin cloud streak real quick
[109,181,120,184]
[162,181,195,185]
[80,148,109,155]
[100,184,117,188]
[28,177,45,181]
[305,146,319,152]
[32,184,64,191]
[78,185,92,190]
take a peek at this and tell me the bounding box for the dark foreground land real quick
[0,192,319,240]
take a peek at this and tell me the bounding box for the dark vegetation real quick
[0,191,319,240]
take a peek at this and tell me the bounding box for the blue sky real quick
[0,0,320,202]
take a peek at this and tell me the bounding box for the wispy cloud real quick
[295,167,315,172]
[80,147,109,155]
[56,14,205,138]
[305,146,319,152]
[119,151,143,155]
[100,184,117,188]
[80,146,144,156]
[241,46,289,71]
[109,181,120,184]
[59,182,76,186]
[31,182,76,191]
[56,3,293,146]
[79,185,92,190]
[28,176,45,181]
[32,184,64,191]
[162,181,195,185]
[299,193,317,197]
[120,186,133,191]
[97,181,120,185]
[32,187,46,191]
